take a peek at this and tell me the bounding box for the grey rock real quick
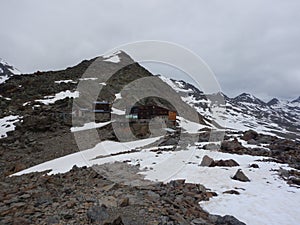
[203,143,220,150]
[232,169,250,182]
[216,215,246,225]
[191,218,208,225]
[212,159,239,167]
[249,164,259,168]
[247,139,258,145]
[200,155,214,167]
[223,190,240,195]
[242,130,258,141]
[87,205,109,223]
[209,215,246,225]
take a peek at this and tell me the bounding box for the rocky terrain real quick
[0,52,300,224]
[0,162,246,225]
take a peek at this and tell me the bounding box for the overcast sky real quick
[1,0,300,101]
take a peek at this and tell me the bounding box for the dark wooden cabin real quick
[127,105,176,122]
[92,101,111,113]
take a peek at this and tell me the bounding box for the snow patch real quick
[70,121,112,132]
[0,115,20,138]
[35,90,79,105]
[111,107,125,115]
[104,55,120,63]
[55,80,77,84]
[177,116,207,133]
[0,75,9,84]
[12,136,161,175]
[79,77,98,81]
[115,93,122,100]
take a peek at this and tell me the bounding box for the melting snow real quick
[0,75,9,84]
[177,116,207,133]
[0,95,11,101]
[0,115,20,138]
[79,77,98,81]
[55,79,77,84]
[12,137,161,175]
[35,90,79,105]
[70,121,112,132]
[104,55,120,63]
[115,93,122,100]
[111,107,125,115]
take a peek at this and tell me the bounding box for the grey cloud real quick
[1,0,299,101]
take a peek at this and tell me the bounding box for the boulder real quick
[203,143,220,151]
[200,155,214,167]
[118,197,129,207]
[247,139,258,145]
[242,130,258,141]
[223,190,240,195]
[232,169,250,182]
[249,164,259,168]
[221,138,246,154]
[212,159,239,167]
[219,215,246,225]
[200,156,240,167]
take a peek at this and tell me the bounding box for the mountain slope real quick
[0,58,21,84]
[0,51,206,175]
[158,76,300,140]
[1,52,299,225]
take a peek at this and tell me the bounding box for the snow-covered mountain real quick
[157,76,300,140]
[0,58,21,84]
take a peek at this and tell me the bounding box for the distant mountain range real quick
[158,76,300,139]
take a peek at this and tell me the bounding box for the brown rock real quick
[118,197,129,207]
[206,192,218,198]
[212,159,239,167]
[242,130,258,141]
[223,190,240,195]
[13,163,26,173]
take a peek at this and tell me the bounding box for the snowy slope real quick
[13,131,300,225]
[0,58,21,84]
[157,76,300,139]
[0,115,21,139]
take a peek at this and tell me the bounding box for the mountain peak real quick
[292,96,300,103]
[234,93,266,105]
[0,58,21,84]
[267,98,280,106]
